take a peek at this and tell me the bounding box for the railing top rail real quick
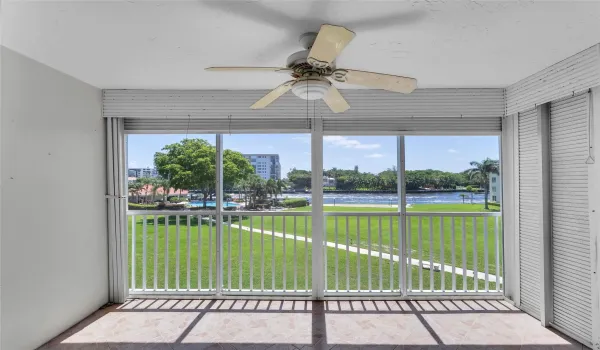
[324,211,501,217]
[127,210,217,216]
[407,212,502,217]
[222,211,311,217]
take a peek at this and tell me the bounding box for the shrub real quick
[283,198,308,208]
[128,203,157,210]
[465,185,472,192]
[168,196,188,203]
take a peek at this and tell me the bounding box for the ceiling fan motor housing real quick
[286,49,335,75]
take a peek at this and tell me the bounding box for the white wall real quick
[0,47,108,350]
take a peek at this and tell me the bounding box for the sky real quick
[127,134,499,176]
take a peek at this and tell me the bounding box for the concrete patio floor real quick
[39,299,585,350]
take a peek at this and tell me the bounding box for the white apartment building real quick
[129,167,159,178]
[489,172,501,203]
[243,154,281,180]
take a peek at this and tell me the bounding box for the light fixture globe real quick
[291,77,331,100]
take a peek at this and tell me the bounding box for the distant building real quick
[129,167,159,178]
[489,173,501,203]
[323,176,336,187]
[243,154,281,180]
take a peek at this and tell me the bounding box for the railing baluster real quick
[228,215,232,291]
[261,216,265,292]
[142,215,147,291]
[283,216,287,291]
[176,215,180,290]
[209,215,213,291]
[294,216,297,292]
[407,216,411,292]
[399,216,402,292]
[165,215,169,290]
[367,215,373,292]
[473,217,478,292]
[484,216,489,292]
[272,215,275,292]
[357,217,361,291]
[154,216,158,290]
[249,216,253,291]
[346,216,350,292]
[440,216,445,292]
[462,217,467,292]
[239,215,242,291]
[418,216,423,292]
[187,215,191,291]
[495,216,500,291]
[324,216,327,292]
[378,216,383,292]
[198,215,202,290]
[429,216,433,292]
[389,216,393,291]
[131,215,136,290]
[367,216,372,292]
[305,215,309,292]
[335,216,339,292]
[451,217,456,292]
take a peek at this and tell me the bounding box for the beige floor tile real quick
[39,299,585,350]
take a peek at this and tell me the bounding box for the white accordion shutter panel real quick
[124,117,311,133]
[518,108,542,319]
[506,44,600,115]
[104,89,505,119]
[322,116,501,134]
[550,92,592,345]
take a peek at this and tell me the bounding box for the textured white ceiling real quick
[4,1,600,89]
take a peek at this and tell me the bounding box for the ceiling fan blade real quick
[323,85,350,113]
[307,24,355,69]
[332,69,417,93]
[206,66,293,73]
[250,81,295,109]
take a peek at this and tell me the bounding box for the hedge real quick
[128,203,157,210]
[283,198,309,208]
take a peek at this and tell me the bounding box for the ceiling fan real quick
[206,24,417,113]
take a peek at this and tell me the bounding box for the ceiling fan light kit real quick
[206,24,417,113]
[291,76,331,100]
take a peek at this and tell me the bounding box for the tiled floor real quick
[40,299,585,350]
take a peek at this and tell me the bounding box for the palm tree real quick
[275,179,285,199]
[128,181,144,203]
[467,158,499,210]
[266,179,277,198]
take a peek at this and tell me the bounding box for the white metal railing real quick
[322,211,502,296]
[221,211,311,296]
[128,210,502,297]
[129,210,218,294]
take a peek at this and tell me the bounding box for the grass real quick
[129,204,501,293]
[236,204,503,276]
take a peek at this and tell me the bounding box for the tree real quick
[275,179,285,199]
[466,158,499,210]
[128,181,143,203]
[287,168,311,190]
[154,139,253,208]
[266,179,277,198]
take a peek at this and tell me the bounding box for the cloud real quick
[267,145,274,149]
[324,136,380,150]
[365,153,384,158]
[129,161,138,167]
[448,148,458,153]
[304,152,311,155]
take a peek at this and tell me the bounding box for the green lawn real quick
[235,204,502,276]
[129,204,501,293]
